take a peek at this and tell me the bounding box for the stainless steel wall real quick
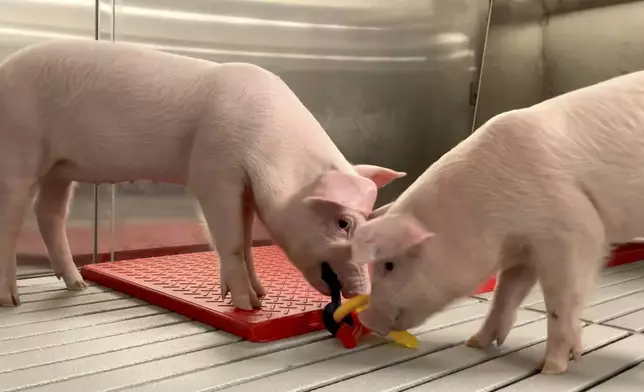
[1,0,110,277]
[2,0,643,276]
[1,0,491,273]
[475,0,644,127]
[106,0,491,256]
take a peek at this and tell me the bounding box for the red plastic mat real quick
[81,245,495,342]
[81,246,332,342]
[80,243,641,342]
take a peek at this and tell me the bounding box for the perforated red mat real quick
[80,246,335,342]
[81,245,499,342]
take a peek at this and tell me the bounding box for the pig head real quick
[269,165,405,298]
[347,213,462,336]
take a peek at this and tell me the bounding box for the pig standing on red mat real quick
[345,70,644,375]
[0,40,405,310]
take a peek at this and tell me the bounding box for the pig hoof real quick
[67,279,89,291]
[253,282,267,298]
[250,294,263,309]
[0,286,20,307]
[541,358,568,375]
[465,333,491,349]
[60,270,89,291]
[227,287,260,311]
[233,297,255,311]
[570,346,582,361]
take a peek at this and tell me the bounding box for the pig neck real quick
[396,156,500,296]
[247,133,354,250]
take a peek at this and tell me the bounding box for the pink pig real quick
[0,40,405,310]
[347,70,644,375]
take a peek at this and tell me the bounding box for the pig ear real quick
[353,165,406,189]
[369,202,393,219]
[305,170,378,216]
[351,214,433,265]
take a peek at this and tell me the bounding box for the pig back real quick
[0,40,235,183]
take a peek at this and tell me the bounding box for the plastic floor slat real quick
[215,311,544,392]
[0,298,145,328]
[315,316,553,392]
[128,304,528,392]
[604,308,644,331]
[0,292,127,315]
[590,362,644,391]
[0,312,181,356]
[0,305,164,342]
[0,331,236,391]
[406,324,629,392]
[527,276,644,312]
[581,290,644,323]
[3,263,644,391]
[474,260,644,300]
[500,333,644,392]
[0,321,213,373]
[19,286,112,303]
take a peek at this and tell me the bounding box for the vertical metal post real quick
[92,0,100,263]
[470,0,495,133]
[109,0,116,262]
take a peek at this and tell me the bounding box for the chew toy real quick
[321,262,418,349]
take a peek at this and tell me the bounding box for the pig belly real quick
[44,137,192,185]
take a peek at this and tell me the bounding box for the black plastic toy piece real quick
[321,262,353,337]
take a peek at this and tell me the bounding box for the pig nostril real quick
[394,310,403,325]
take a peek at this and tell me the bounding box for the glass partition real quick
[0,0,114,277]
[105,0,490,260]
[1,0,490,270]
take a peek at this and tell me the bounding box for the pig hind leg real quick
[467,246,537,349]
[0,178,38,306]
[533,203,607,375]
[34,177,88,291]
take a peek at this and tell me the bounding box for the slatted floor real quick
[3,262,644,391]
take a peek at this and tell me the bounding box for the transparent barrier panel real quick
[0,0,103,277]
[107,0,490,258]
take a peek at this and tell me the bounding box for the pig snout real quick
[391,308,425,331]
[358,306,396,336]
[301,261,368,298]
[336,262,369,298]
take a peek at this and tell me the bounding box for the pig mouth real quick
[357,307,395,336]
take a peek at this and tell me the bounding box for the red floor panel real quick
[81,246,332,342]
[81,243,643,342]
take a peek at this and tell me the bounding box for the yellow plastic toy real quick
[333,294,418,349]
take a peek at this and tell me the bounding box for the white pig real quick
[0,40,405,310]
[347,70,644,375]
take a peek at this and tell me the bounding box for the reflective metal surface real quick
[107,0,491,257]
[475,0,644,127]
[1,0,492,268]
[3,0,642,275]
[1,0,101,276]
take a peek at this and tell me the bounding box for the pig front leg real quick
[467,259,537,349]
[534,236,605,375]
[195,181,262,311]
[0,179,38,306]
[34,177,88,291]
[242,193,265,297]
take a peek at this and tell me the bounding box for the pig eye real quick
[337,218,351,231]
[384,262,395,272]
